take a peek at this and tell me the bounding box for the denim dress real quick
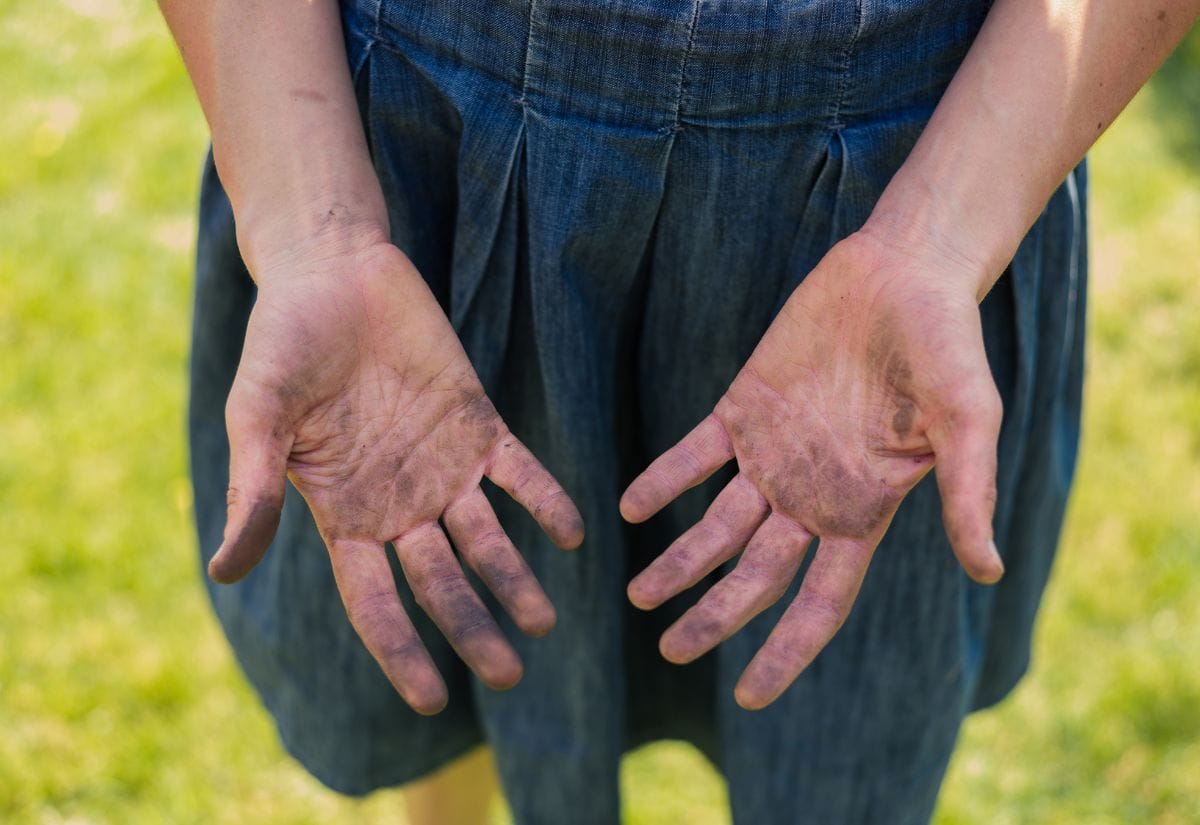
[188,1,1087,822]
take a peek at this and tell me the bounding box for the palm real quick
[621,234,1004,710]
[212,242,584,714]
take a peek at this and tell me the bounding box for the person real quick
[160,0,1199,822]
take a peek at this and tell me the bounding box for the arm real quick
[157,0,386,271]
[159,1,584,714]
[867,0,1200,295]
[624,0,1200,710]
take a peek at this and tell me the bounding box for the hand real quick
[208,232,585,715]
[620,230,1005,710]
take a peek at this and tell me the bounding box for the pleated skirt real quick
[188,1,1087,821]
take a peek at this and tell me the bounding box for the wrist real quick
[211,120,389,279]
[236,196,391,286]
[861,159,1021,303]
[231,178,390,281]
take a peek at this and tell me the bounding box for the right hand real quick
[210,229,585,715]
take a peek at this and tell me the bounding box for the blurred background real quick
[1,1,1197,822]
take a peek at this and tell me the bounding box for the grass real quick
[1,1,1196,822]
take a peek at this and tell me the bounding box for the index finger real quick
[620,415,734,524]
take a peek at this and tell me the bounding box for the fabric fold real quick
[186,2,1090,821]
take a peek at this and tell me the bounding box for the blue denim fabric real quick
[188,1,1087,822]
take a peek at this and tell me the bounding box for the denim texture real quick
[188,1,1087,821]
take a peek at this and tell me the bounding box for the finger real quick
[928,379,1005,583]
[208,388,292,584]
[620,415,735,523]
[328,537,448,715]
[443,488,557,638]
[394,524,524,691]
[659,514,813,665]
[487,435,585,550]
[734,536,873,710]
[627,474,769,610]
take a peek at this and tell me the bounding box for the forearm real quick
[158,0,386,274]
[864,0,1199,297]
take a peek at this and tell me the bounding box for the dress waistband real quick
[342,0,991,131]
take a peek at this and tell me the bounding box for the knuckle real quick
[703,512,737,546]
[379,638,424,667]
[945,380,1003,430]
[512,464,544,496]
[671,443,704,479]
[735,548,792,588]
[531,488,566,517]
[978,384,1003,427]
[725,564,763,590]
[743,565,791,604]
[699,585,737,617]
[224,383,262,426]
[448,616,494,646]
[352,589,397,622]
[796,590,848,634]
[413,571,469,608]
[225,391,287,445]
[468,529,512,555]
[480,559,525,593]
[643,465,674,497]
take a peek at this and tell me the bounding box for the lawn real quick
[1,2,1197,822]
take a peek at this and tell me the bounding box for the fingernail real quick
[988,539,1005,578]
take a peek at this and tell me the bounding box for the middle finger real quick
[659,513,813,664]
[442,486,557,638]
[393,523,524,691]
[627,473,769,610]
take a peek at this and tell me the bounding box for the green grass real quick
[1,2,1197,822]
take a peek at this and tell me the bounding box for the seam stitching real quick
[516,0,539,107]
[667,0,704,134]
[829,0,866,130]
[369,0,383,41]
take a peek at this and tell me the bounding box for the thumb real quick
[928,377,1005,584]
[208,389,292,584]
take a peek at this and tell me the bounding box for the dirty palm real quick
[213,227,1005,713]
[209,242,584,714]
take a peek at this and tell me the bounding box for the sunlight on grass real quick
[1,2,1196,822]
[934,31,1200,825]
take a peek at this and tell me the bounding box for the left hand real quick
[620,229,1006,710]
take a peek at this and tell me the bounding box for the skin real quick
[154,0,1200,714]
[211,232,584,714]
[620,0,1200,710]
[154,0,1200,813]
[403,746,497,825]
[621,232,1003,709]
